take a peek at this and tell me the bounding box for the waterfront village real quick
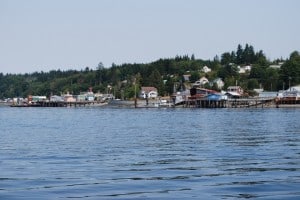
[5,73,300,108]
[1,44,299,109]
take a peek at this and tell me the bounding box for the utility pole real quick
[289,76,291,91]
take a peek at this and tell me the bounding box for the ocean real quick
[0,106,299,199]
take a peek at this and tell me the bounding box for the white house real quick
[202,66,211,73]
[50,95,64,102]
[140,87,158,98]
[269,64,281,69]
[193,77,209,87]
[270,62,284,69]
[226,86,244,97]
[238,65,252,74]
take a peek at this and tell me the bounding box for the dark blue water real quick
[0,107,299,199]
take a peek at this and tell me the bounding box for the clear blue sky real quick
[1,0,299,74]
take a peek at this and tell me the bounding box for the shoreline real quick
[3,101,300,109]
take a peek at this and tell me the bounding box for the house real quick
[193,77,209,87]
[183,74,191,82]
[140,87,158,99]
[29,95,47,103]
[270,62,284,69]
[202,66,211,73]
[269,64,282,69]
[86,92,95,101]
[50,95,64,102]
[226,86,244,97]
[190,87,217,98]
[76,92,95,101]
[63,94,76,102]
[238,65,252,74]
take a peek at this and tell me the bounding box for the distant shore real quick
[2,100,300,108]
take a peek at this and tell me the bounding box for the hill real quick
[1,44,299,100]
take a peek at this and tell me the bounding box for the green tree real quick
[218,64,239,79]
[280,51,300,88]
[243,44,255,64]
[148,69,165,96]
[255,50,268,66]
[247,79,259,90]
[221,52,232,65]
[236,44,244,64]
[190,71,200,83]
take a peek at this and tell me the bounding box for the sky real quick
[0,0,300,74]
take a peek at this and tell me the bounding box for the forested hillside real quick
[1,44,299,99]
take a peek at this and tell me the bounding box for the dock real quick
[9,97,300,108]
[10,101,106,107]
[275,97,300,108]
[184,97,276,108]
[185,97,227,108]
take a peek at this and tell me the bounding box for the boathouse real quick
[186,88,227,108]
[226,86,244,98]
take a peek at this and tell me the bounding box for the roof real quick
[227,86,242,89]
[141,87,158,93]
[206,93,223,101]
[199,77,209,81]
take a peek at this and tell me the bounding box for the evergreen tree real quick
[243,44,255,64]
[236,44,244,64]
[191,54,195,61]
[221,52,232,65]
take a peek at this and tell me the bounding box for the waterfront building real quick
[226,86,244,97]
[140,87,158,99]
[50,95,64,102]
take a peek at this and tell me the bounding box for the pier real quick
[185,97,227,108]
[184,97,276,108]
[227,97,275,108]
[275,97,300,108]
[10,97,300,108]
[11,101,105,107]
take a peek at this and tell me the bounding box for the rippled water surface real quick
[0,107,299,199]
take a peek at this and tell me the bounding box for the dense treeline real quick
[0,44,300,99]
